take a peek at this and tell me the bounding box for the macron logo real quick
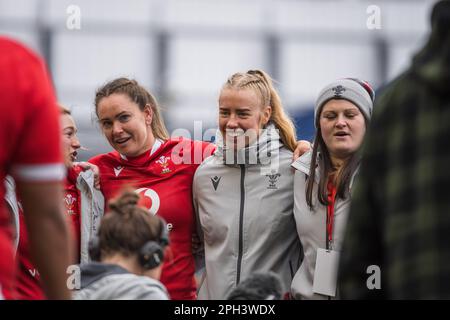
[114,166,124,177]
[29,269,40,278]
[210,176,222,191]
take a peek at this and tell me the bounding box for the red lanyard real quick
[326,180,337,250]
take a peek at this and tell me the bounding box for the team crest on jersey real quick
[266,172,281,190]
[64,194,77,215]
[156,156,171,174]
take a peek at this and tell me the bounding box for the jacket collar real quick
[118,139,163,161]
[291,150,319,183]
[291,150,360,190]
[79,262,130,289]
[214,123,284,167]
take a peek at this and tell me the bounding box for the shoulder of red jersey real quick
[0,37,44,68]
[1,37,64,182]
[67,165,84,183]
[163,137,215,165]
[88,151,122,166]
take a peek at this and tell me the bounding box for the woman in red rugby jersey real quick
[10,106,103,299]
[89,78,212,300]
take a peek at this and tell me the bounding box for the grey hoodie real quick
[73,262,169,300]
[193,124,302,299]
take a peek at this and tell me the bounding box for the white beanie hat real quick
[314,78,375,128]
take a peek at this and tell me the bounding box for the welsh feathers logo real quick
[64,194,77,215]
[266,172,281,190]
[156,156,171,174]
[135,188,160,215]
[332,85,346,97]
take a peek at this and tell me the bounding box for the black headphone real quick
[88,218,169,270]
[138,218,169,270]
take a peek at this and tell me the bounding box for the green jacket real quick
[339,0,450,299]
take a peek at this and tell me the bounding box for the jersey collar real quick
[119,139,163,161]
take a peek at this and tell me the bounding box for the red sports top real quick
[89,137,214,300]
[15,208,45,300]
[0,37,64,299]
[64,166,82,263]
[15,166,82,299]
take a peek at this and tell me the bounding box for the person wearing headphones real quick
[73,189,169,300]
[290,78,375,300]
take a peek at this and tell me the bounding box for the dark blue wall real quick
[292,106,315,143]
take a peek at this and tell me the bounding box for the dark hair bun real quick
[108,190,140,217]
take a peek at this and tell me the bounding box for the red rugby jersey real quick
[64,166,82,263]
[15,210,45,300]
[89,137,214,300]
[0,37,64,299]
[15,167,82,299]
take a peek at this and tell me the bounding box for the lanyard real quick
[326,180,337,250]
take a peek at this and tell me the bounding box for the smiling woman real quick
[96,93,154,157]
[88,78,214,300]
[193,69,302,300]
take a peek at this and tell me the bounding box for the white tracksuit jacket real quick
[193,125,302,299]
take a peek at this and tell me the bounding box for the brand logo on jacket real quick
[266,172,281,189]
[210,176,222,191]
[64,194,77,215]
[332,85,346,97]
[156,156,171,174]
[114,166,123,177]
[29,268,40,278]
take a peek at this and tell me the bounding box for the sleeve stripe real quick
[11,163,66,182]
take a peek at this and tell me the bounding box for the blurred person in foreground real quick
[6,106,103,299]
[339,0,450,299]
[0,37,71,299]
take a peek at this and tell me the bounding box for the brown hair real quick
[98,189,164,259]
[59,104,71,115]
[305,125,362,209]
[221,70,297,152]
[94,78,169,140]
